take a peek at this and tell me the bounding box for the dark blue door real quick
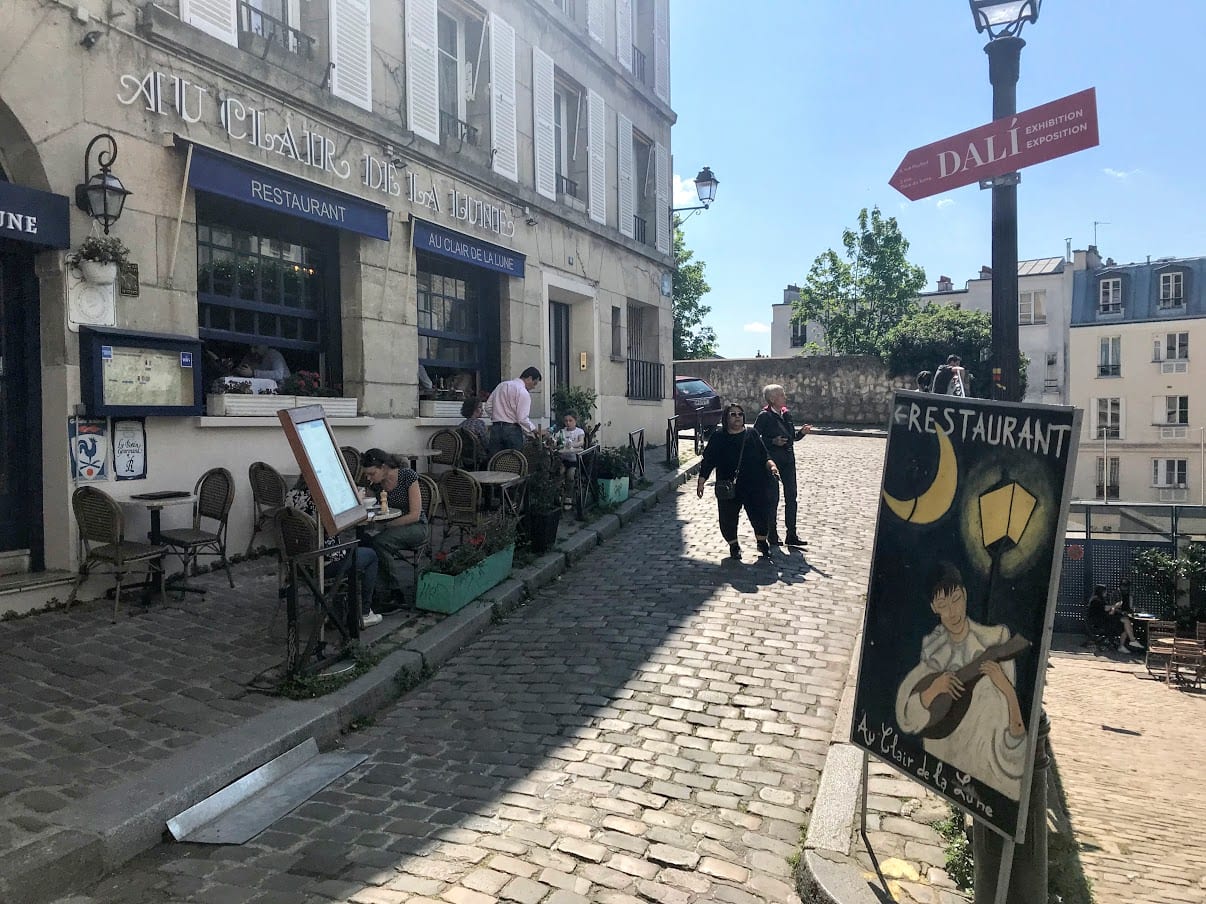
[0,252,33,552]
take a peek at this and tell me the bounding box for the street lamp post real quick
[669,166,719,232]
[971,1,1040,402]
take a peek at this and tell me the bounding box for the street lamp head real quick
[73,134,131,234]
[693,166,718,207]
[969,0,1040,39]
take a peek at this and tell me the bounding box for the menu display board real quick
[79,327,203,416]
[278,405,365,535]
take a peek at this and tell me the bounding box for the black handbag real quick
[714,431,746,501]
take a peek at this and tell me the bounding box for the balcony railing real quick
[237,1,314,58]
[632,46,647,84]
[557,174,579,199]
[1094,484,1120,500]
[1158,295,1185,309]
[632,215,647,244]
[626,358,664,401]
[1097,363,1120,377]
[439,110,479,147]
[1095,427,1120,439]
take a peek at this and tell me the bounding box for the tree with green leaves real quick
[673,222,717,360]
[794,207,926,355]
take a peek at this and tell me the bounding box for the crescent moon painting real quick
[881,427,958,524]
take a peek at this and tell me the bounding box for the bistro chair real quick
[340,446,365,487]
[1167,636,1204,689]
[459,427,489,470]
[67,486,166,620]
[439,469,485,542]
[429,429,462,475]
[488,448,529,514]
[1144,620,1177,678]
[247,461,289,556]
[160,467,236,589]
[273,506,357,658]
[388,474,440,593]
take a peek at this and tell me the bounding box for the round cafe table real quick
[1130,612,1159,648]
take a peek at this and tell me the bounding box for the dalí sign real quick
[850,392,1079,839]
[889,88,1099,201]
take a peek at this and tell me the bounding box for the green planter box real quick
[596,477,630,505]
[417,545,515,614]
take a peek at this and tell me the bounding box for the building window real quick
[1152,459,1187,488]
[1095,456,1119,500]
[415,254,499,395]
[437,9,484,146]
[1018,289,1046,324]
[237,0,314,57]
[553,77,585,199]
[1097,336,1121,377]
[632,130,654,246]
[1044,352,1058,392]
[626,301,662,401]
[611,305,623,360]
[1098,278,1121,314]
[1095,397,1120,439]
[1159,271,1184,308]
[1164,395,1189,425]
[790,318,807,348]
[1164,332,1189,360]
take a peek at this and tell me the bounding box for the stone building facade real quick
[0,0,676,596]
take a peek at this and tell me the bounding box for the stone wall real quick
[674,356,910,426]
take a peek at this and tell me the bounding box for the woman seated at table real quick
[361,448,427,609]
[286,479,382,628]
[1087,583,1142,654]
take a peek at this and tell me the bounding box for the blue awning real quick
[413,218,525,278]
[0,181,70,249]
[184,144,390,240]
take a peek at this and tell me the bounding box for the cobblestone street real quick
[58,435,884,904]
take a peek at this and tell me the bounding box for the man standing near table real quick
[486,366,543,455]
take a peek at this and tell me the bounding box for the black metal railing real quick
[1095,427,1120,439]
[632,215,647,244]
[628,428,645,479]
[632,46,647,84]
[626,358,663,401]
[439,110,479,146]
[665,416,679,465]
[237,1,314,58]
[557,174,579,198]
[1094,485,1121,500]
[1097,363,1120,377]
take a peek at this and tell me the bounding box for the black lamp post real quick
[74,134,131,234]
[970,0,1040,402]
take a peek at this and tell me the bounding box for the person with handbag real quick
[696,403,780,559]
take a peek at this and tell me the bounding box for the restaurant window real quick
[416,253,499,397]
[1095,456,1119,500]
[195,197,339,387]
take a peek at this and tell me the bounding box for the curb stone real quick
[4,457,701,904]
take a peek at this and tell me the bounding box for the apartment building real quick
[1068,255,1206,504]
[769,284,823,357]
[0,0,675,585]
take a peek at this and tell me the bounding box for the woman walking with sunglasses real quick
[696,403,779,559]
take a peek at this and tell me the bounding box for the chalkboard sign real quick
[277,405,365,535]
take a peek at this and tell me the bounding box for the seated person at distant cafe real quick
[556,413,585,480]
[234,344,290,382]
[361,448,428,610]
[459,398,488,443]
[1087,582,1142,653]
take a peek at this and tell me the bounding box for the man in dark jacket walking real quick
[754,384,810,547]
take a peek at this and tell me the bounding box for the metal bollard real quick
[972,711,1049,903]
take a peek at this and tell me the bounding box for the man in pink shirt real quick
[486,366,542,455]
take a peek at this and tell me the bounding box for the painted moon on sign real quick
[882,427,958,524]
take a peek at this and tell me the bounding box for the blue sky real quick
[669,0,1206,359]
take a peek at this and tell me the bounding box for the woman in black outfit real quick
[696,403,780,559]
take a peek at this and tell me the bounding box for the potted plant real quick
[552,384,598,425]
[521,442,564,554]
[594,445,634,505]
[417,516,518,613]
[68,235,129,285]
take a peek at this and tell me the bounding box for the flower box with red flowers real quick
[417,518,516,614]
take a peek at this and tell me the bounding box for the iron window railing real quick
[632,215,647,245]
[439,110,479,147]
[632,46,647,84]
[626,358,664,401]
[557,174,579,198]
[237,1,315,58]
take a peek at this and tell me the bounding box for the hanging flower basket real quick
[77,261,118,285]
[68,235,129,286]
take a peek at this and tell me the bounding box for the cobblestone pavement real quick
[57,434,886,903]
[0,560,442,857]
[1044,639,1206,904]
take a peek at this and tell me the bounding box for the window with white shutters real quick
[615,0,633,72]
[532,47,556,201]
[653,0,670,104]
[181,0,238,46]
[587,89,606,225]
[406,0,440,143]
[633,131,654,245]
[330,0,372,111]
[489,13,517,182]
[654,141,669,254]
[617,114,634,239]
[553,74,587,202]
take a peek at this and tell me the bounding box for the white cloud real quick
[936,198,955,209]
[673,174,698,206]
[1103,167,1141,180]
[744,322,771,334]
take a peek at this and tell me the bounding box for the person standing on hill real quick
[754,384,810,548]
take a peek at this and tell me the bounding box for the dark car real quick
[674,376,723,430]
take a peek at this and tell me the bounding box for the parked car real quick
[674,376,723,431]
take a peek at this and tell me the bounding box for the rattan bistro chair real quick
[487,449,529,514]
[459,427,489,470]
[439,469,485,542]
[67,486,166,619]
[160,467,236,589]
[247,461,289,555]
[340,446,365,486]
[429,429,462,475]
[389,474,440,590]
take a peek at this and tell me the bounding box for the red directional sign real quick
[890,88,1099,201]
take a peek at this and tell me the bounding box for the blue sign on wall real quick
[186,145,390,240]
[412,219,525,278]
[0,181,70,249]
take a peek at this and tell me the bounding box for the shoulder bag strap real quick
[733,429,747,477]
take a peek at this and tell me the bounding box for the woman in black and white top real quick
[695,404,779,559]
[361,448,427,608]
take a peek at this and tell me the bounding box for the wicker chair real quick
[160,467,236,589]
[340,446,365,486]
[459,427,489,470]
[247,461,288,555]
[67,486,166,619]
[429,429,462,474]
[273,507,356,649]
[1145,619,1177,678]
[388,474,440,590]
[439,469,485,541]
[488,449,529,514]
